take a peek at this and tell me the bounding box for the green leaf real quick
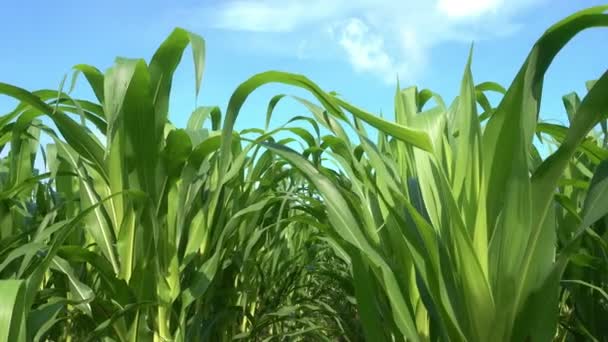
[0,280,27,342]
[579,160,608,229]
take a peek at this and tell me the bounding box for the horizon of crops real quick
[1,6,608,342]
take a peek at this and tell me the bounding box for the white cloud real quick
[338,19,395,82]
[182,0,544,83]
[437,0,502,19]
[204,0,348,32]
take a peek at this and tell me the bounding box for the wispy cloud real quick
[199,0,352,32]
[437,0,503,19]
[179,0,544,83]
[338,18,395,82]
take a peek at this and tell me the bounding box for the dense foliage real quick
[1,6,607,342]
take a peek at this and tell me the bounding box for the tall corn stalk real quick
[225,7,608,341]
[0,6,607,342]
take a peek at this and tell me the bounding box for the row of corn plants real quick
[1,6,607,341]
[0,28,359,341]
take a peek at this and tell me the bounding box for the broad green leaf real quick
[0,280,27,342]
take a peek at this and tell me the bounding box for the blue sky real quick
[1,0,607,133]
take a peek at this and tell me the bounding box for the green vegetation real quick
[1,6,607,342]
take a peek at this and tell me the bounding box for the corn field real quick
[1,6,607,342]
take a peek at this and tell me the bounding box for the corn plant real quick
[0,26,359,340]
[1,5,607,342]
[545,84,608,340]
[221,6,608,341]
